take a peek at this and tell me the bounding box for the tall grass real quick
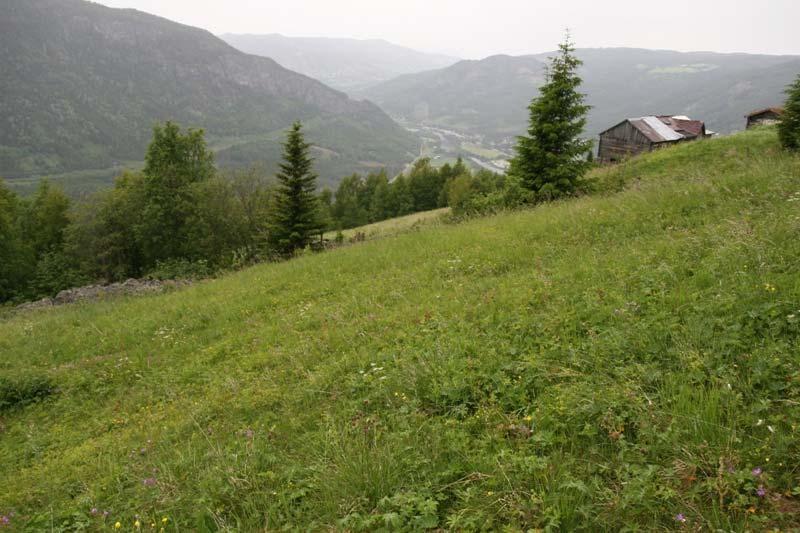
[0,128,798,530]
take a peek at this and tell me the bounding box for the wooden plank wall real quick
[598,121,652,162]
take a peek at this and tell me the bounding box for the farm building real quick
[745,108,783,129]
[598,115,708,163]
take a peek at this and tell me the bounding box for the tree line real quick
[0,121,502,304]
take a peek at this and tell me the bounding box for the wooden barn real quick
[597,115,707,163]
[746,108,783,129]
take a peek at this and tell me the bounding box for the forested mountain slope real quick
[0,0,419,188]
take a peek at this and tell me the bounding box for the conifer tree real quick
[778,74,800,151]
[510,35,592,199]
[269,122,320,255]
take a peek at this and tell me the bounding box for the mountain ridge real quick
[0,0,419,188]
[221,33,459,92]
[363,47,800,140]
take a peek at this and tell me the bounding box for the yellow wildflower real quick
[134,520,141,528]
[115,523,122,530]
[162,517,169,524]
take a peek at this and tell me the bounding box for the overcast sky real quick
[98,0,799,59]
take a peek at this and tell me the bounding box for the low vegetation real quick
[324,208,450,242]
[1,127,798,530]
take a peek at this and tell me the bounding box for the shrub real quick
[0,374,56,411]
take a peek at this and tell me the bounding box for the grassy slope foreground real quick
[1,129,799,531]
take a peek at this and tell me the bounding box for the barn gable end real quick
[598,120,653,162]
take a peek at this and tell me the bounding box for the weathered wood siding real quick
[747,111,782,129]
[598,121,652,162]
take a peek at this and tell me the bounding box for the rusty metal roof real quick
[627,115,706,143]
[660,116,706,138]
[746,107,784,118]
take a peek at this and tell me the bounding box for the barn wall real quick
[747,112,782,129]
[598,122,652,162]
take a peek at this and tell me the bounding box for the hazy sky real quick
[98,0,799,59]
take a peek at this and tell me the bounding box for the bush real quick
[0,374,56,411]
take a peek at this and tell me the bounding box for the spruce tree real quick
[269,122,320,255]
[778,74,800,151]
[510,36,592,199]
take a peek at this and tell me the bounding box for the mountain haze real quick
[364,48,800,140]
[221,34,459,93]
[0,0,419,188]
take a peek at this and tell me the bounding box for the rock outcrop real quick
[16,279,189,312]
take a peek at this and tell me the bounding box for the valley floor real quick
[1,128,799,530]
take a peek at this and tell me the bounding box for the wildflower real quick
[134,519,141,528]
[90,507,99,516]
[757,485,767,497]
[764,283,777,293]
[752,467,762,477]
[115,522,122,529]
[151,523,156,528]
[0,515,10,527]
[143,477,157,487]
[162,517,168,524]
[103,511,110,518]
[675,513,686,523]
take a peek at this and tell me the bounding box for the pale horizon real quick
[97,0,800,59]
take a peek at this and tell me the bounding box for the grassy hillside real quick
[323,208,450,241]
[1,129,799,530]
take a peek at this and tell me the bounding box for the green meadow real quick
[1,128,799,531]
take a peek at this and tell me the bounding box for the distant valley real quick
[363,49,800,170]
[2,0,798,193]
[0,0,419,193]
[221,33,458,93]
